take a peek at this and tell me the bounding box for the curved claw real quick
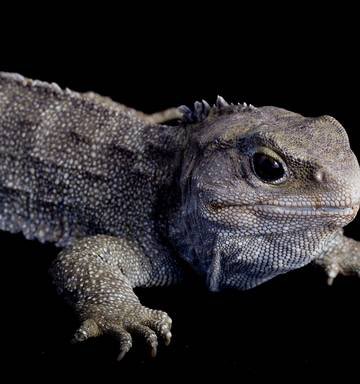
[149,339,158,358]
[164,331,172,346]
[114,328,133,361]
[326,263,340,286]
[117,349,128,362]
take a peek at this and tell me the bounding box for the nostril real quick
[314,169,326,183]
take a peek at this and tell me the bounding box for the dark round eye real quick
[252,152,285,183]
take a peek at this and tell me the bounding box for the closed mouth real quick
[250,204,357,216]
[209,202,358,217]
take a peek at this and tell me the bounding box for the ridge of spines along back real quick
[178,96,256,124]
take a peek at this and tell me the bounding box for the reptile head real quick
[175,98,360,289]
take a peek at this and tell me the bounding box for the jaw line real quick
[208,202,359,217]
[250,204,357,217]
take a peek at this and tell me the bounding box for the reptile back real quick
[0,73,178,246]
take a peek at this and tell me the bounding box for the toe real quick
[111,328,132,361]
[143,318,172,346]
[72,319,101,343]
[127,324,159,357]
[326,263,339,286]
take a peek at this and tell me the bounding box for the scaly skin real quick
[51,235,180,360]
[0,73,359,360]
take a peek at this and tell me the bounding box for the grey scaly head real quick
[172,96,360,290]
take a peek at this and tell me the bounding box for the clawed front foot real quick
[50,235,180,361]
[72,304,172,361]
[316,234,360,285]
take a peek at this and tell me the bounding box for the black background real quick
[1,6,359,382]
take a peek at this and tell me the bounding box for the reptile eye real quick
[252,152,285,183]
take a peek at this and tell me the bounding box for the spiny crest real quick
[178,95,257,124]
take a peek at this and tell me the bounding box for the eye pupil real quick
[252,153,285,182]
